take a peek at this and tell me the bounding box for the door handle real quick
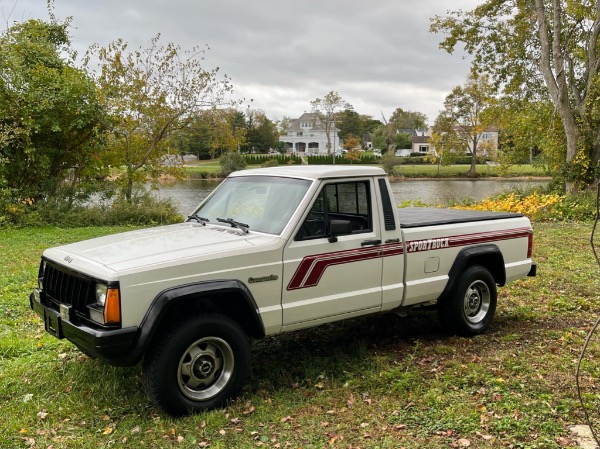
[361,239,382,247]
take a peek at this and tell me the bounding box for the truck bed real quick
[397,207,523,228]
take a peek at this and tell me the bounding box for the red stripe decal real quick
[286,227,530,290]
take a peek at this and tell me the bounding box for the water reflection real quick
[155,178,549,215]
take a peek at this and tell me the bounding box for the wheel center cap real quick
[193,356,215,378]
[469,293,480,309]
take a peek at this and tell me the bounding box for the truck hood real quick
[43,223,278,275]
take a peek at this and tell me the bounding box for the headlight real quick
[96,283,108,306]
[90,283,121,326]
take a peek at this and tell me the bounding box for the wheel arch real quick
[132,280,265,364]
[441,244,506,299]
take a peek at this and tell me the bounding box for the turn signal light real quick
[104,288,121,325]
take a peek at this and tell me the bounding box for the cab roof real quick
[229,165,386,180]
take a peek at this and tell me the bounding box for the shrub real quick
[449,190,596,222]
[220,152,247,177]
[243,154,301,165]
[1,189,183,228]
[261,159,279,168]
[381,152,402,175]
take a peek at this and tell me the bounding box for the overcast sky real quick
[3,0,478,125]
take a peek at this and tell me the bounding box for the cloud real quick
[4,0,478,123]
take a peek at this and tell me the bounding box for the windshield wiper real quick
[216,217,250,234]
[187,214,209,225]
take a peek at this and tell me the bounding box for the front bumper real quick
[30,289,140,366]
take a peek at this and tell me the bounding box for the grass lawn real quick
[183,161,548,179]
[1,222,598,448]
[392,164,547,178]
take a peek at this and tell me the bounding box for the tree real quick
[372,125,391,152]
[173,112,214,160]
[374,108,428,154]
[87,34,234,201]
[0,19,104,200]
[342,135,362,164]
[431,0,600,191]
[493,98,565,167]
[207,109,246,158]
[394,133,413,150]
[243,110,278,153]
[388,108,428,130]
[337,109,363,141]
[430,74,497,177]
[310,91,352,154]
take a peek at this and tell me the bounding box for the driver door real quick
[281,178,383,329]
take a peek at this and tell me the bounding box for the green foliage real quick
[431,74,497,177]
[336,109,364,141]
[380,152,403,175]
[261,158,279,168]
[243,154,301,165]
[307,155,380,165]
[0,19,105,200]
[310,91,352,153]
[393,132,412,150]
[430,0,600,190]
[388,107,428,130]
[219,151,247,177]
[371,125,389,151]
[243,110,279,153]
[87,35,234,201]
[0,188,182,227]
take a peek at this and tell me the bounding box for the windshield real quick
[190,176,312,234]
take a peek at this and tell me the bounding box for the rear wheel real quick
[438,265,497,336]
[142,314,250,416]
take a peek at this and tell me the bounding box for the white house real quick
[279,112,342,155]
[396,127,499,157]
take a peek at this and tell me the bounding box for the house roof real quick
[286,112,337,132]
[412,135,431,144]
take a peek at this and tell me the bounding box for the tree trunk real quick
[125,165,134,203]
[563,118,580,194]
[469,153,477,177]
[534,0,580,193]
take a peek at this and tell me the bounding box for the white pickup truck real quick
[30,166,536,416]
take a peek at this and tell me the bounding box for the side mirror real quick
[328,219,352,243]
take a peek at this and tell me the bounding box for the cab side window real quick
[296,181,372,240]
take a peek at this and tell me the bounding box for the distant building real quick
[393,127,499,157]
[411,135,432,155]
[279,112,342,155]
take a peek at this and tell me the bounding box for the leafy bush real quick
[220,152,247,177]
[450,190,597,222]
[261,159,279,168]
[380,152,403,175]
[0,189,183,227]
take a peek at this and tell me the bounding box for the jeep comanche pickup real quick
[30,166,536,416]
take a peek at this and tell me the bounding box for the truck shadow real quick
[249,309,448,394]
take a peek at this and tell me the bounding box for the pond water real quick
[154,178,549,215]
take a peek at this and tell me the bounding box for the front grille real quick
[42,263,95,312]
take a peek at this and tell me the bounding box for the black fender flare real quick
[440,244,506,300]
[129,280,265,365]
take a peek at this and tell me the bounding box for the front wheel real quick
[438,265,497,336]
[142,314,250,417]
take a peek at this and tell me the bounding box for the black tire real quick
[142,314,250,417]
[438,265,497,336]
